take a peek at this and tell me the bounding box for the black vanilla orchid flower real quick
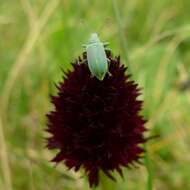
[46,50,147,187]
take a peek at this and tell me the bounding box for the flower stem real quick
[99,171,116,190]
[144,145,153,190]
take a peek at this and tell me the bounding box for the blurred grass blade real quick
[0,116,12,190]
[112,0,131,72]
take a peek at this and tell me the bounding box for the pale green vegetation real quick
[0,0,190,190]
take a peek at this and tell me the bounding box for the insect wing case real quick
[86,42,108,80]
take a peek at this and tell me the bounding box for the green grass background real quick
[0,0,190,189]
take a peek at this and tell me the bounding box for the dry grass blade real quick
[0,1,60,190]
[1,0,61,116]
[131,26,190,60]
[0,116,12,190]
[20,0,37,29]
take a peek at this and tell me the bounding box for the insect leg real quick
[106,58,112,77]
[79,58,87,64]
[103,42,109,47]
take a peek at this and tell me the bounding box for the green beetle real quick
[83,33,109,81]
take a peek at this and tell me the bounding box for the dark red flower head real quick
[46,50,146,187]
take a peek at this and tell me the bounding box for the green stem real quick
[99,171,116,190]
[112,0,131,73]
[144,145,153,190]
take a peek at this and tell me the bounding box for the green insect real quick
[83,33,109,81]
